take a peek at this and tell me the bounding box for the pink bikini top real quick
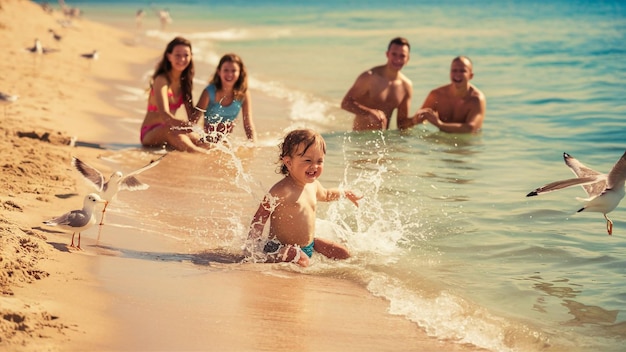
[147,88,183,112]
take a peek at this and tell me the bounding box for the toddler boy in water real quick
[246,129,362,267]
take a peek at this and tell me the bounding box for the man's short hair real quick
[388,37,410,52]
[453,56,473,70]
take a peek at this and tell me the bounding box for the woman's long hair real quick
[151,36,195,116]
[210,53,248,100]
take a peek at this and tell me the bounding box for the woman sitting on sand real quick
[140,36,209,153]
[194,53,257,144]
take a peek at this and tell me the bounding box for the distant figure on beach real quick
[58,0,81,18]
[193,53,257,144]
[135,9,144,29]
[406,56,486,133]
[246,129,362,267]
[140,37,209,153]
[158,9,172,31]
[341,37,413,131]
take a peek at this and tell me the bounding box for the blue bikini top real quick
[204,83,243,124]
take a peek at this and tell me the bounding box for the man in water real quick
[406,56,486,133]
[341,37,413,131]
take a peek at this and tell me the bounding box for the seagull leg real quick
[77,232,82,250]
[97,222,104,242]
[99,201,109,226]
[604,214,613,236]
[70,232,77,248]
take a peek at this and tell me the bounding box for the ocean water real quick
[46,0,626,351]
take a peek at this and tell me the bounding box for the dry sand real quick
[0,1,483,351]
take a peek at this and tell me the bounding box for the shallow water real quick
[54,0,626,350]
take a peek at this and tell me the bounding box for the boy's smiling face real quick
[283,142,325,185]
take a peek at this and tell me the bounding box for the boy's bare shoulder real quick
[268,177,290,197]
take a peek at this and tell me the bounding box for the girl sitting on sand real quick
[140,36,209,153]
[245,129,362,267]
[194,53,257,144]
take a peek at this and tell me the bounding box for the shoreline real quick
[0,1,484,351]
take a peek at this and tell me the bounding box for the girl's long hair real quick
[210,53,248,100]
[151,36,195,116]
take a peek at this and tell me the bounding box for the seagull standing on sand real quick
[27,38,43,54]
[526,151,626,235]
[26,38,57,55]
[72,155,164,225]
[43,193,107,250]
[81,50,98,60]
[0,91,18,117]
[49,29,62,41]
[80,50,98,69]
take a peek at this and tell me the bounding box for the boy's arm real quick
[244,195,273,257]
[247,195,272,240]
[317,181,363,207]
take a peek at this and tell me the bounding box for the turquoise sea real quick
[42,0,625,351]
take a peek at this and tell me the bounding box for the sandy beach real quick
[0,1,485,351]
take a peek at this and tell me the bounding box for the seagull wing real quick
[119,176,149,191]
[44,209,90,227]
[72,157,105,192]
[526,175,607,197]
[118,155,165,191]
[564,152,602,178]
[606,151,626,191]
[127,155,165,177]
[563,152,606,197]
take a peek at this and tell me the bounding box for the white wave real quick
[367,275,521,352]
[187,28,292,41]
[248,76,336,128]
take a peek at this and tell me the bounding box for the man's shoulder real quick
[429,84,451,96]
[470,84,486,100]
[398,72,413,86]
[362,65,386,78]
[369,66,412,85]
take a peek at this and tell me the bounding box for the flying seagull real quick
[527,151,626,235]
[72,155,165,225]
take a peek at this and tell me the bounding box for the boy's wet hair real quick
[278,129,326,175]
